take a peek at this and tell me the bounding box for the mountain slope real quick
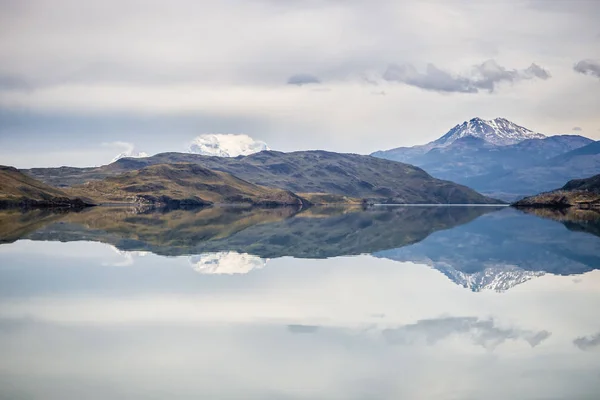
[513,173,600,208]
[372,118,596,200]
[25,151,503,204]
[0,166,91,208]
[66,163,308,207]
[434,117,546,146]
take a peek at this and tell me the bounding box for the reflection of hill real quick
[516,207,600,238]
[0,209,76,244]
[376,208,600,291]
[15,205,497,258]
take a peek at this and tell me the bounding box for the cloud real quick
[382,317,551,349]
[573,59,600,79]
[187,134,269,157]
[573,332,600,351]
[287,74,321,86]
[287,324,319,334]
[0,74,31,91]
[103,141,149,163]
[383,60,551,93]
[572,126,582,131]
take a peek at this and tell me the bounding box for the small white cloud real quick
[103,141,149,163]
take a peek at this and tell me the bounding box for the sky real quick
[0,0,599,168]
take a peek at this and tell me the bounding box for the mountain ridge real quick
[23,150,503,205]
[372,118,597,200]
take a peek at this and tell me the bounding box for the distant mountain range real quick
[372,117,600,200]
[23,151,502,205]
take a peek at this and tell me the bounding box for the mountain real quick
[372,117,547,162]
[188,134,269,157]
[372,118,596,200]
[24,151,503,204]
[513,173,600,208]
[434,117,546,147]
[66,163,309,207]
[0,166,91,208]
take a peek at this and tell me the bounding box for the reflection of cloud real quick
[287,325,319,334]
[573,332,600,351]
[287,73,321,86]
[383,317,551,350]
[189,252,267,275]
[105,246,150,267]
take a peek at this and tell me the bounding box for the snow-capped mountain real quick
[188,134,269,157]
[189,251,267,274]
[433,117,546,147]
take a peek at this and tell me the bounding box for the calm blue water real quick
[0,206,599,399]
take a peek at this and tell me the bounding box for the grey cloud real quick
[573,332,600,351]
[383,60,551,93]
[574,59,600,79]
[0,74,31,91]
[382,317,551,349]
[572,126,582,131]
[287,324,319,334]
[383,63,476,93]
[287,74,321,86]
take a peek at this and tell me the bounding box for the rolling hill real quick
[65,163,310,207]
[513,173,600,208]
[24,150,503,204]
[0,166,91,208]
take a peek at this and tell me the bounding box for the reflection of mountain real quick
[515,207,600,238]
[9,205,496,258]
[436,265,545,292]
[375,208,600,291]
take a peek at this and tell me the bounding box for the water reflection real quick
[1,205,600,398]
[0,243,599,399]
[2,205,599,291]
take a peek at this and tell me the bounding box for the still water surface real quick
[0,205,599,399]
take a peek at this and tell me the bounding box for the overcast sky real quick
[0,0,599,167]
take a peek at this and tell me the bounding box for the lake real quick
[1,205,599,399]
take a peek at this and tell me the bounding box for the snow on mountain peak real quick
[436,264,546,292]
[107,141,149,163]
[188,134,269,157]
[189,252,267,274]
[434,117,546,147]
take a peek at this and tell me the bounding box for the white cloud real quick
[103,141,149,163]
[0,0,598,164]
[188,133,269,157]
